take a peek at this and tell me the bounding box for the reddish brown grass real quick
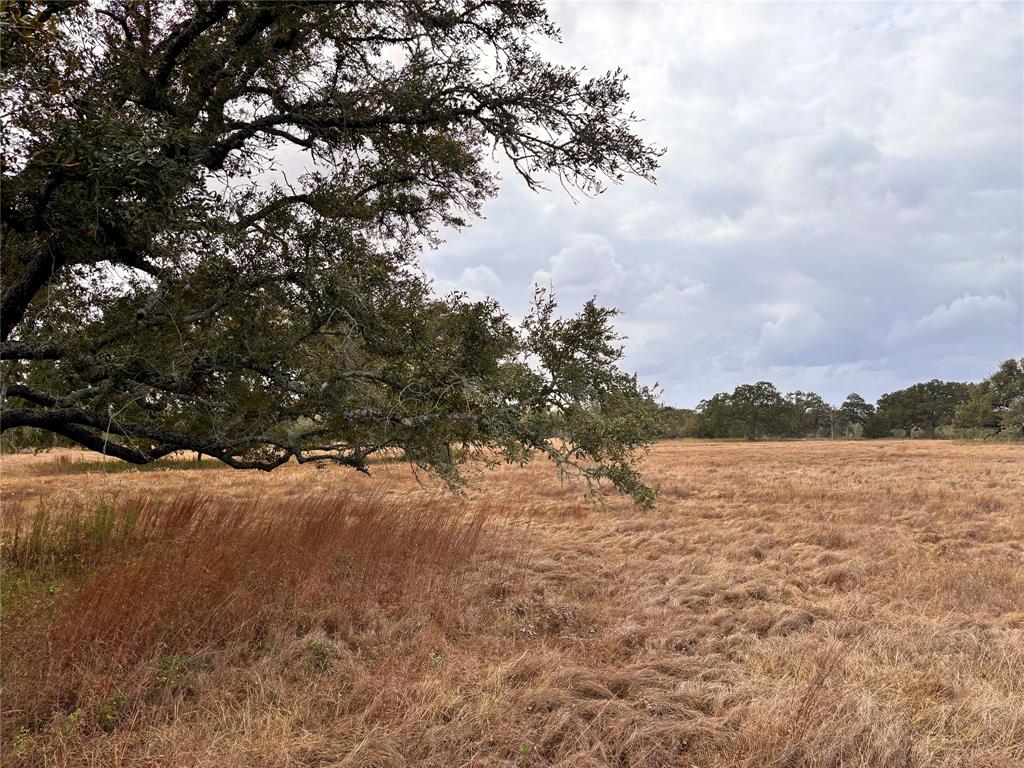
[2,491,516,743]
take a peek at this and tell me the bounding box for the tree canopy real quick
[954,358,1024,438]
[839,393,874,429]
[693,382,789,440]
[867,380,971,437]
[0,1,663,505]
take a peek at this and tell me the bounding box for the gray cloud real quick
[427,2,1024,406]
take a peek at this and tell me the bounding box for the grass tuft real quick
[2,490,515,737]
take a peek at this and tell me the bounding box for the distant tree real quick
[862,410,890,439]
[694,382,792,439]
[827,407,843,439]
[695,392,736,438]
[954,384,996,436]
[730,381,787,440]
[812,397,837,438]
[0,1,663,504]
[657,406,700,439]
[870,380,971,437]
[1003,397,1024,439]
[839,393,874,436]
[783,391,811,437]
[785,391,834,437]
[954,358,1024,438]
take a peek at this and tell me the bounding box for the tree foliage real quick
[838,393,873,432]
[954,358,1024,438]
[656,405,699,439]
[0,1,663,505]
[784,390,835,438]
[867,380,971,437]
[693,382,790,440]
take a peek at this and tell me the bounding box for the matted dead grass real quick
[2,440,1022,767]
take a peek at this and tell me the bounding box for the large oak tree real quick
[0,1,663,505]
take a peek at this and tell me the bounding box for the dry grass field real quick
[2,440,1022,767]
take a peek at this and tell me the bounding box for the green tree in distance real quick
[839,392,874,435]
[730,382,787,440]
[785,390,834,438]
[0,1,663,505]
[839,393,874,424]
[695,382,789,440]
[868,380,971,437]
[955,358,1024,438]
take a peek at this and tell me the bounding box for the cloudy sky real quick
[425,1,1023,407]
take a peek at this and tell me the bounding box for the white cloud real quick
[428,264,502,301]
[890,293,1019,342]
[458,265,502,298]
[638,278,710,318]
[751,303,830,366]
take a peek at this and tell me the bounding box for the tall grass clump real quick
[5,499,148,576]
[2,490,516,733]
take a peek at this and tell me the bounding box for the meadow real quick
[1,440,1022,767]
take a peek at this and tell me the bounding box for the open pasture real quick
[2,440,1022,767]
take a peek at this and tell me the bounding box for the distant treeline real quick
[660,358,1023,441]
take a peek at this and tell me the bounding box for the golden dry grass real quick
[2,440,1022,767]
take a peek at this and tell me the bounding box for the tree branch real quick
[0,245,67,340]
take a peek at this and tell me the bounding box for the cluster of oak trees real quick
[659,358,1024,441]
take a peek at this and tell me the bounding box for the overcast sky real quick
[425,1,1024,407]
